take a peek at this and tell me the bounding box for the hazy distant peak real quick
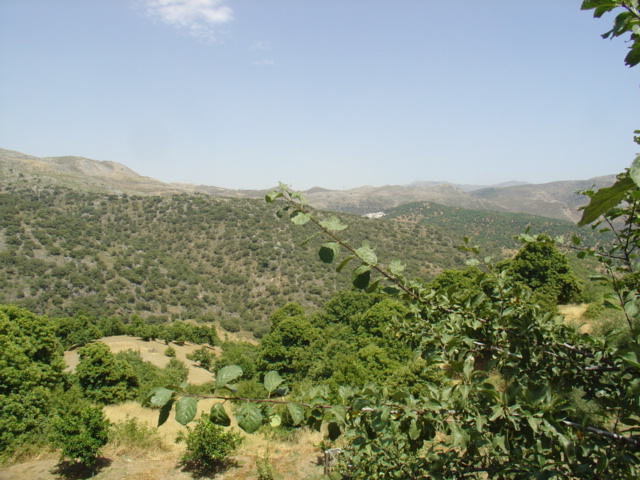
[304,186,334,194]
[406,180,530,192]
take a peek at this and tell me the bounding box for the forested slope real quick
[0,184,469,333]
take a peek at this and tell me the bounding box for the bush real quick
[75,342,138,404]
[256,454,276,480]
[178,415,242,473]
[49,400,110,467]
[186,346,214,370]
[219,317,240,333]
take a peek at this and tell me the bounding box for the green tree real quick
[0,305,64,454]
[187,346,214,370]
[501,234,582,305]
[257,304,317,378]
[49,389,110,468]
[75,342,138,404]
[178,414,243,474]
[54,314,101,350]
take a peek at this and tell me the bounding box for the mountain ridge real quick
[0,148,615,222]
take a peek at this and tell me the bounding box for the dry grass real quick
[101,401,326,480]
[558,304,591,333]
[64,336,219,385]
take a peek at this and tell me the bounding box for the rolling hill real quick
[1,147,615,222]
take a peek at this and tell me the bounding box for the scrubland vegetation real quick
[2,1,640,478]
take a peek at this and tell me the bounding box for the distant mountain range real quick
[0,148,616,223]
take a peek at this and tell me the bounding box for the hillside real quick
[0,184,470,334]
[384,201,605,258]
[1,148,616,222]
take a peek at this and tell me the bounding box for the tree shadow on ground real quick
[180,458,240,479]
[51,457,112,479]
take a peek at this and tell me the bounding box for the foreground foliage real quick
[178,414,243,474]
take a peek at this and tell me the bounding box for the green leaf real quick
[147,387,174,408]
[620,351,640,370]
[330,405,347,423]
[371,408,389,432]
[237,403,264,433]
[408,419,420,441]
[269,414,282,427]
[624,300,639,318]
[215,365,243,390]
[286,403,305,426]
[175,396,198,426]
[450,422,469,450]
[265,191,283,203]
[319,242,340,264]
[493,435,508,454]
[290,211,310,225]
[276,206,290,218]
[157,398,174,427]
[328,422,342,441]
[624,39,640,67]
[319,216,348,232]
[336,255,354,273]
[209,403,231,427]
[355,242,377,265]
[628,154,640,187]
[388,259,405,276]
[578,175,636,226]
[264,371,284,394]
[300,232,319,246]
[352,265,371,290]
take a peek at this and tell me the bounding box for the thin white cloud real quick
[253,59,277,67]
[141,0,233,42]
[250,41,269,51]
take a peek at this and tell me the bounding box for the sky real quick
[0,0,638,191]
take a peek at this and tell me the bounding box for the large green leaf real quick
[327,421,341,441]
[319,216,348,232]
[620,351,640,370]
[146,387,174,408]
[628,154,640,187]
[209,403,231,426]
[290,211,310,225]
[578,175,636,226]
[237,403,264,433]
[215,365,243,390]
[157,399,174,427]
[286,403,305,426]
[387,259,405,276]
[355,242,377,265]
[319,242,340,264]
[263,370,284,394]
[352,265,371,290]
[175,396,198,426]
[265,191,283,203]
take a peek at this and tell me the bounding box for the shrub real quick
[178,415,242,473]
[75,342,138,404]
[49,400,110,467]
[186,346,214,370]
[219,317,241,333]
[256,454,276,480]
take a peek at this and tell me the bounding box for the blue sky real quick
[0,1,638,190]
